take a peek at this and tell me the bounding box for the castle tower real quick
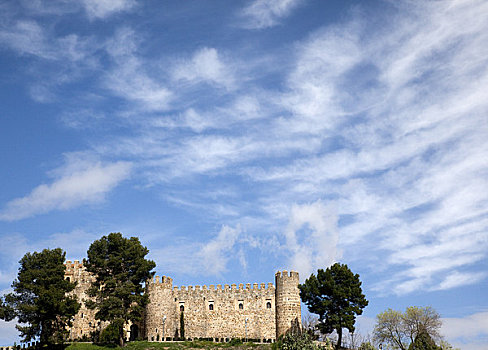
[145,276,176,341]
[275,270,301,338]
[64,260,101,340]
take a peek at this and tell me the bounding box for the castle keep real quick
[64,260,301,342]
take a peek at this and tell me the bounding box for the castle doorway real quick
[130,324,139,341]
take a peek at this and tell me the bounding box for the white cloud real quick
[0,320,18,347]
[0,156,132,221]
[434,271,487,291]
[0,20,96,62]
[172,47,236,90]
[442,311,488,350]
[103,27,173,111]
[0,20,53,59]
[81,0,136,19]
[149,225,244,277]
[198,225,242,275]
[243,0,488,293]
[6,0,484,298]
[241,0,305,29]
[283,201,339,279]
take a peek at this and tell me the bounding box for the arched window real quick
[209,303,214,311]
[65,277,71,282]
[266,302,272,309]
[180,305,184,312]
[239,303,243,310]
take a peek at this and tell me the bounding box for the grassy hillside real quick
[66,341,273,350]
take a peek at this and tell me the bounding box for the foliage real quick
[66,340,273,349]
[404,307,442,343]
[299,263,368,349]
[180,311,185,340]
[229,338,243,345]
[373,307,442,350]
[281,331,319,350]
[99,320,124,346]
[0,248,80,345]
[272,330,319,350]
[438,340,460,350]
[359,342,376,350]
[408,329,439,350]
[85,233,155,347]
[374,308,408,350]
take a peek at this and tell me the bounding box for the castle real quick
[64,260,301,343]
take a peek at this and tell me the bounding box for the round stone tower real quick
[275,270,301,338]
[145,275,176,341]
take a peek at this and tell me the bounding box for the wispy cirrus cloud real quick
[81,0,137,19]
[240,0,305,29]
[84,0,488,293]
[2,0,486,295]
[149,225,246,277]
[0,20,96,62]
[0,154,132,221]
[283,201,339,279]
[172,47,236,90]
[102,27,173,111]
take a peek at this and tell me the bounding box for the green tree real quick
[408,328,439,350]
[299,263,368,349]
[0,248,80,346]
[85,232,155,347]
[373,307,442,350]
[404,307,441,344]
[374,308,409,350]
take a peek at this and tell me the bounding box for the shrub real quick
[99,322,123,346]
[276,331,319,350]
[229,338,243,345]
[359,342,376,350]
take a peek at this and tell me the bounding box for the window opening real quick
[180,305,184,312]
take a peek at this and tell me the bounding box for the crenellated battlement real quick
[275,270,299,280]
[275,270,301,338]
[149,275,173,286]
[161,281,274,293]
[66,262,299,342]
[64,260,84,270]
[148,273,275,294]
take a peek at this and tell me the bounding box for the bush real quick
[99,322,123,346]
[229,338,243,345]
[359,342,376,350]
[274,331,319,350]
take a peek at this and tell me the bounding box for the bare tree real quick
[373,306,442,350]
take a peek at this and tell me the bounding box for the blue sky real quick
[0,0,487,348]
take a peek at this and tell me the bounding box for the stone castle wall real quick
[275,271,301,338]
[65,261,301,342]
[64,260,105,340]
[145,277,277,341]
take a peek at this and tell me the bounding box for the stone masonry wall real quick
[65,261,301,342]
[64,260,104,340]
[145,277,277,341]
[275,270,301,338]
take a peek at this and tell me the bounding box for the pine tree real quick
[0,248,80,346]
